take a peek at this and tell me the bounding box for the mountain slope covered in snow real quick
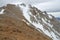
[18,3,60,40]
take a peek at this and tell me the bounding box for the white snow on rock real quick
[42,18,53,28]
[48,14,53,19]
[18,4,60,40]
[0,9,5,14]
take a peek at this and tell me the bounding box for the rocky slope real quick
[0,4,52,40]
[18,3,60,40]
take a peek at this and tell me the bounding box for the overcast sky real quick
[0,0,53,6]
[34,0,60,12]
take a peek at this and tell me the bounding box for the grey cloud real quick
[0,0,52,7]
[35,0,60,12]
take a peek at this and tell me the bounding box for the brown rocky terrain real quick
[0,4,52,40]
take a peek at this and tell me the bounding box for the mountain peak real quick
[0,4,52,40]
[0,4,60,40]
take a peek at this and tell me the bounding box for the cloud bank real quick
[0,0,52,7]
[35,0,60,12]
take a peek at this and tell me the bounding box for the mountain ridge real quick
[0,3,60,40]
[0,4,52,40]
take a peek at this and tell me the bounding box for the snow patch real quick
[42,18,53,28]
[22,19,30,25]
[50,32,59,40]
[48,14,52,19]
[0,9,5,14]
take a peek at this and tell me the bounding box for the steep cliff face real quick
[0,4,52,40]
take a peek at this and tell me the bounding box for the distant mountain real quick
[0,3,60,40]
[56,17,60,20]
